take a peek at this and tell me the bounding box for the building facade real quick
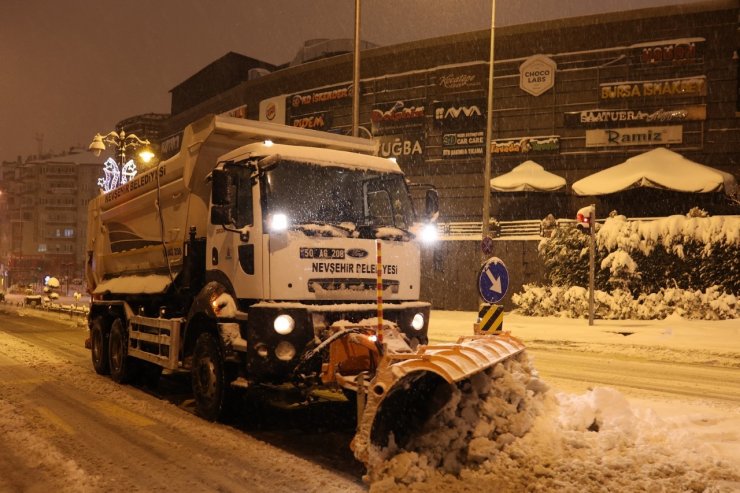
[0,152,103,291]
[3,2,737,307]
[151,2,739,309]
[161,1,739,226]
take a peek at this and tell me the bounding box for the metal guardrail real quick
[0,299,89,317]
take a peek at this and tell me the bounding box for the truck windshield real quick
[261,160,415,233]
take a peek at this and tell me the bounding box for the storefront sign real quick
[433,99,486,129]
[290,111,332,131]
[259,95,286,123]
[601,76,706,100]
[565,105,706,127]
[160,132,182,160]
[371,100,425,135]
[519,55,556,96]
[434,65,485,92]
[376,133,424,165]
[221,104,247,119]
[491,135,559,154]
[637,39,702,64]
[290,84,353,109]
[442,131,485,159]
[585,126,683,147]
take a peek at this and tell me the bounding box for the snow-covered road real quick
[1,306,739,492]
[0,311,364,493]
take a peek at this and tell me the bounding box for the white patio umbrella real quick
[572,147,737,196]
[490,160,566,192]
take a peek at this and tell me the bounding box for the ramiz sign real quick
[585,126,683,147]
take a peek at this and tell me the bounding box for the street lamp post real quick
[89,130,152,162]
[482,0,496,247]
[88,130,154,193]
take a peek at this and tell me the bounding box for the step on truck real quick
[85,114,525,465]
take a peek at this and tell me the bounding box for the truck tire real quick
[109,318,136,384]
[192,332,230,421]
[90,317,110,375]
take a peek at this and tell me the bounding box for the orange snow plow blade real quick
[351,332,526,465]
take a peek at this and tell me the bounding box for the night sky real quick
[0,0,699,161]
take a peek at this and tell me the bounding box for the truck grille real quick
[307,278,399,294]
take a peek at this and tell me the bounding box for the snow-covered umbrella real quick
[572,147,738,196]
[490,160,566,192]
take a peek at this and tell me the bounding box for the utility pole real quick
[482,0,496,246]
[352,0,361,138]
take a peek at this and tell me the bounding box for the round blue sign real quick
[478,257,509,304]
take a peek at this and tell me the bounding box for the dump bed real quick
[86,115,376,294]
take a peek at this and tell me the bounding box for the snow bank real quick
[514,284,738,320]
[366,353,549,487]
[368,385,740,492]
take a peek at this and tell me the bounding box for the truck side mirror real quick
[210,205,233,225]
[425,189,440,221]
[211,169,236,225]
[211,169,233,206]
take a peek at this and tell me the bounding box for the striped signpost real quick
[475,302,504,334]
[375,239,384,343]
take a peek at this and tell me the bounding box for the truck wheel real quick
[192,332,230,421]
[90,317,110,375]
[109,318,136,384]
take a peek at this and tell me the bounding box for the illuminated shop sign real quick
[433,99,486,129]
[601,76,706,100]
[290,111,332,131]
[491,136,559,154]
[290,84,353,109]
[376,133,424,165]
[519,55,556,96]
[636,38,703,64]
[434,65,485,92]
[259,96,286,123]
[371,100,425,135]
[221,104,247,119]
[565,105,706,127]
[160,132,182,160]
[442,131,485,159]
[585,126,682,147]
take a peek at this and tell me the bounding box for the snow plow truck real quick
[85,114,525,465]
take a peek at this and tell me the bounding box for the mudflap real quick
[350,332,526,466]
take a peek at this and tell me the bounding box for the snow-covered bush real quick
[513,284,737,320]
[537,225,592,287]
[538,214,739,295]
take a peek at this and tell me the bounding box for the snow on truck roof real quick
[219,142,402,174]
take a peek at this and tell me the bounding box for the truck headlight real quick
[275,341,296,361]
[274,314,295,335]
[411,313,424,331]
[269,213,288,232]
[420,223,438,243]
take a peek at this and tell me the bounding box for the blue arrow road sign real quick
[478,257,509,304]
